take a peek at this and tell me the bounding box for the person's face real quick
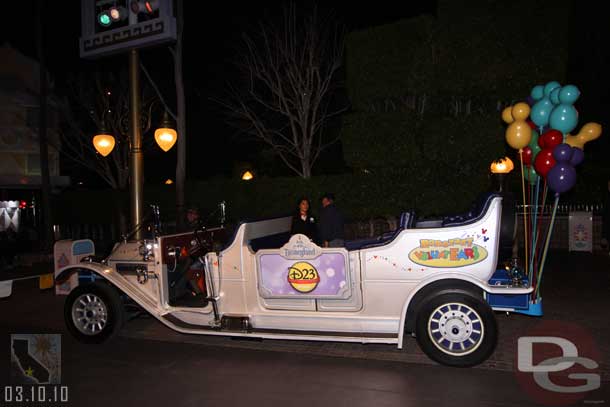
[187,210,199,223]
[322,197,331,207]
[299,200,309,213]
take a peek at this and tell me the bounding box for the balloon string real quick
[535,195,560,300]
[529,177,540,278]
[519,149,529,281]
[535,184,548,277]
[531,182,548,299]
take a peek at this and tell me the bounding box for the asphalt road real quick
[1,269,609,407]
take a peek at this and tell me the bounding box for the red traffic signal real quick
[130,0,159,14]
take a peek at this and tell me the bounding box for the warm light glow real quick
[241,170,254,181]
[165,179,174,185]
[93,134,116,157]
[154,128,177,152]
[490,157,514,174]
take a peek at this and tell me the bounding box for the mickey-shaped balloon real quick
[530,81,560,129]
[504,102,532,150]
[547,143,579,194]
[549,85,580,135]
[565,122,602,150]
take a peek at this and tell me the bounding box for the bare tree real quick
[220,4,347,178]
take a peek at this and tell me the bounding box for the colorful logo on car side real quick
[287,261,320,293]
[408,238,488,268]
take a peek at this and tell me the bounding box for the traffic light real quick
[96,3,128,29]
[129,0,159,15]
[81,0,176,58]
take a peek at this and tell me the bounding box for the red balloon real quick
[526,120,537,130]
[522,146,533,166]
[539,129,563,149]
[534,148,556,178]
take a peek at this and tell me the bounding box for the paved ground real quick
[1,250,609,406]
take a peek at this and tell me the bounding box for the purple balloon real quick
[547,163,577,194]
[552,143,572,162]
[526,95,535,106]
[570,147,584,166]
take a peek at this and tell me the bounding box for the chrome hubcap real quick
[428,302,484,356]
[72,293,108,335]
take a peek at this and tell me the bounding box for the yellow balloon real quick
[505,121,532,150]
[502,106,514,124]
[565,122,602,149]
[511,102,530,121]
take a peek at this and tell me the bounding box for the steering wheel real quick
[191,224,209,258]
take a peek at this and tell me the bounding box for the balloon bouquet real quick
[503,81,602,312]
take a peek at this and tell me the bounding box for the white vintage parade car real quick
[53,192,535,367]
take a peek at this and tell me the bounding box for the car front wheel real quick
[64,282,124,344]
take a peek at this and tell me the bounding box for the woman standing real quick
[290,197,317,241]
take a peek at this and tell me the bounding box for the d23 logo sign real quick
[515,320,602,406]
[287,261,320,293]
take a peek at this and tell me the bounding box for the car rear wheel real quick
[415,292,497,367]
[64,282,124,344]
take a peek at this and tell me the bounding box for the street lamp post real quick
[129,49,144,240]
[92,55,176,241]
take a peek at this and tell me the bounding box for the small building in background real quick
[0,44,69,251]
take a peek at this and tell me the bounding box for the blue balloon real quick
[570,147,584,166]
[531,98,553,127]
[559,85,580,104]
[531,85,544,101]
[549,104,579,134]
[543,81,561,96]
[550,88,561,105]
[547,164,577,194]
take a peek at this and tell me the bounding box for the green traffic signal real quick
[98,11,112,27]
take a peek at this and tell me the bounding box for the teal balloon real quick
[550,105,578,134]
[543,81,561,96]
[559,85,580,104]
[550,88,561,105]
[531,85,544,101]
[531,98,553,127]
[524,166,539,185]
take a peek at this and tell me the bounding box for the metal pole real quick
[129,49,144,240]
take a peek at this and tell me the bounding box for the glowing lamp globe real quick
[93,134,116,157]
[490,157,514,174]
[241,170,254,181]
[154,128,177,152]
[154,111,177,152]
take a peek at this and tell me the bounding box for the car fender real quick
[55,262,161,313]
[397,273,488,349]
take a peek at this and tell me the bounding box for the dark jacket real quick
[290,213,317,240]
[318,203,344,242]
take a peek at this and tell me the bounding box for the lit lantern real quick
[241,170,254,181]
[93,133,116,157]
[165,179,174,185]
[154,111,177,152]
[490,157,514,174]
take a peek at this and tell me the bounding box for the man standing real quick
[319,192,345,247]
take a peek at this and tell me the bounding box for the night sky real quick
[3,1,437,187]
[4,1,609,187]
